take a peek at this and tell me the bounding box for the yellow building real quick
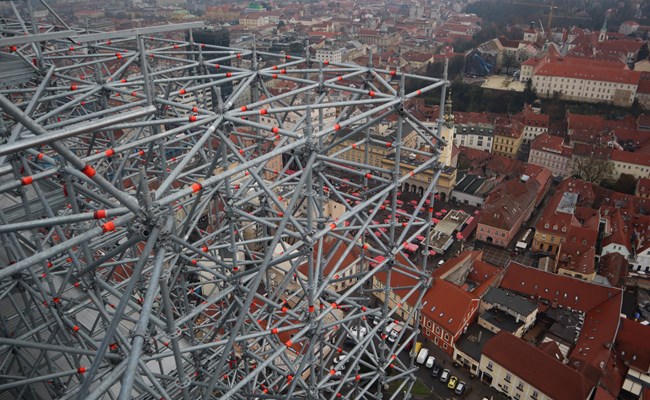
[491,119,524,159]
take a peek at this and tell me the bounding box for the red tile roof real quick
[483,331,592,400]
[598,253,628,288]
[637,177,650,197]
[556,225,598,276]
[637,78,650,94]
[500,263,623,393]
[500,262,620,313]
[601,208,633,252]
[485,154,523,177]
[480,178,541,232]
[615,318,650,372]
[297,234,362,277]
[610,149,650,167]
[374,252,485,336]
[531,133,572,157]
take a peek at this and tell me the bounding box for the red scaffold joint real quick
[77,367,86,374]
[105,148,115,157]
[191,182,203,193]
[179,88,186,95]
[189,115,197,122]
[80,165,96,178]
[102,221,116,233]
[333,123,341,131]
[20,176,33,186]
[94,210,107,219]
[259,108,267,115]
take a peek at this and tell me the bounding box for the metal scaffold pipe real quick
[0,10,447,400]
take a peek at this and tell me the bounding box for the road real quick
[391,343,507,400]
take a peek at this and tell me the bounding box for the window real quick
[531,390,539,399]
[435,326,441,334]
[515,394,521,400]
[444,333,450,341]
[517,382,524,391]
[487,361,493,371]
[505,373,512,383]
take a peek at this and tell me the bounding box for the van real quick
[388,322,404,343]
[416,348,429,364]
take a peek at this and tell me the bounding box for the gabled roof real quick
[615,318,650,372]
[500,262,620,313]
[556,225,599,275]
[531,133,572,157]
[479,178,539,231]
[483,331,592,400]
[597,253,628,288]
[601,208,632,251]
[374,252,486,336]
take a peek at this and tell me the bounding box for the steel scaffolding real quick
[0,9,448,400]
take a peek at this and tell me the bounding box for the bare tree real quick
[502,52,518,75]
[572,156,614,183]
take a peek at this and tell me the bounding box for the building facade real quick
[528,133,573,177]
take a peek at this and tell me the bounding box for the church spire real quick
[599,17,607,42]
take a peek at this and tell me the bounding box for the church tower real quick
[599,18,607,42]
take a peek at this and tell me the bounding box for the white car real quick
[347,327,367,341]
[333,355,347,365]
[425,356,436,368]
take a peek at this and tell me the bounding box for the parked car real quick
[447,376,458,390]
[333,355,347,365]
[455,381,467,395]
[439,369,450,383]
[416,348,429,365]
[431,364,441,378]
[425,356,435,368]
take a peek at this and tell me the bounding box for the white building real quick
[453,112,494,153]
[315,47,344,63]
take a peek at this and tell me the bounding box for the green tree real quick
[637,42,649,62]
[523,79,537,104]
[607,173,638,194]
